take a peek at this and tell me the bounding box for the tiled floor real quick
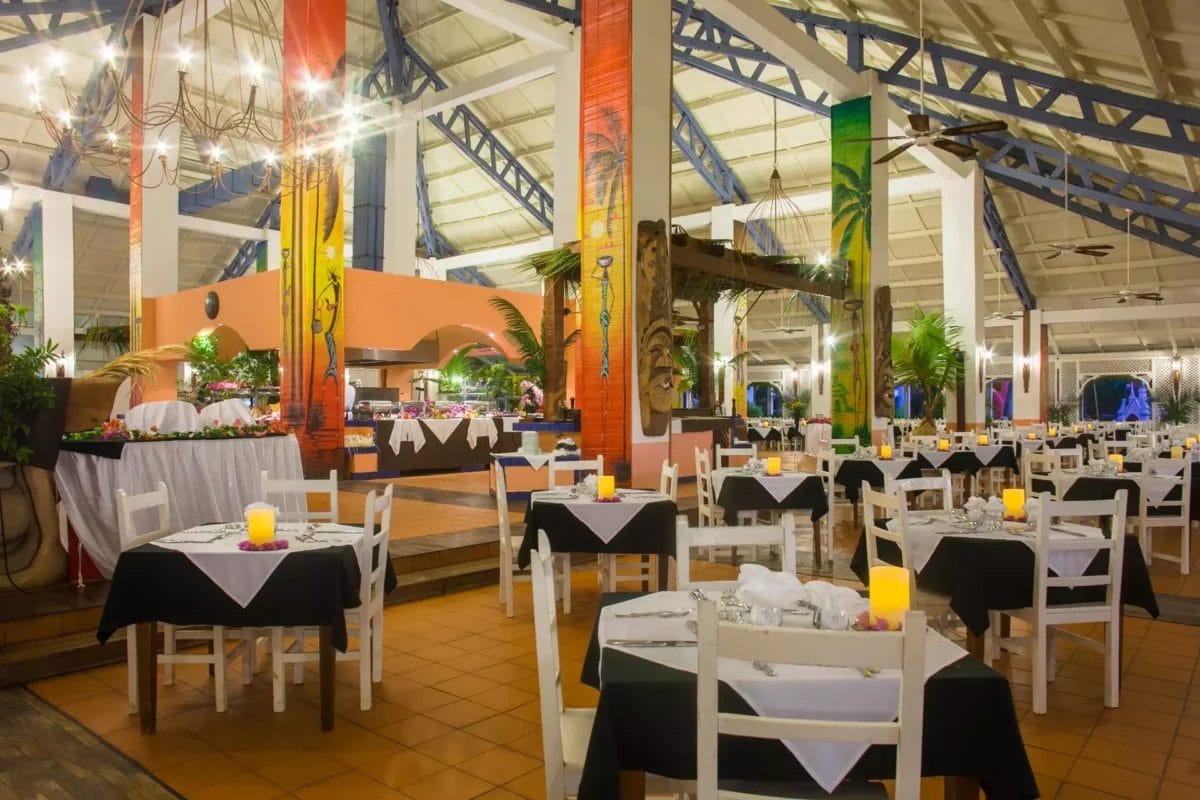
[22,466,1200,800]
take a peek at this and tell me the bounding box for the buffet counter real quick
[344,417,520,477]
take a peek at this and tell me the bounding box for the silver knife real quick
[605,639,698,647]
[1050,525,1090,538]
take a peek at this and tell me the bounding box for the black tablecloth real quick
[850,533,1158,636]
[61,433,293,460]
[915,446,1018,475]
[577,593,1039,800]
[1034,468,1198,522]
[834,459,923,502]
[518,498,677,568]
[715,474,828,525]
[746,428,783,444]
[97,541,397,651]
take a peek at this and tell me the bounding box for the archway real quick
[1080,375,1152,422]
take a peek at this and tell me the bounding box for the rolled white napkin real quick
[985,496,1005,515]
[802,580,869,620]
[736,564,804,609]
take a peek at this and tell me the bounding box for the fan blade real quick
[940,120,1009,136]
[1116,296,1129,304]
[1076,248,1113,257]
[1077,244,1114,252]
[908,113,931,133]
[931,138,977,159]
[873,140,915,165]
[1044,251,1062,260]
[844,136,911,142]
[1136,293,1164,301]
[1090,295,1119,301]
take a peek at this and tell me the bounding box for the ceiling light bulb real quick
[245,59,263,85]
[209,145,222,161]
[56,109,72,128]
[263,151,278,165]
[302,76,322,98]
[816,252,830,267]
[106,131,118,145]
[176,48,193,70]
[100,44,119,65]
[23,69,39,86]
[825,333,837,347]
[154,140,170,156]
[301,145,315,160]
[46,50,65,75]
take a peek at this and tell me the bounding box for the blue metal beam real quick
[351,133,386,270]
[504,0,579,25]
[981,181,1035,310]
[0,6,124,53]
[220,196,279,281]
[178,161,278,214]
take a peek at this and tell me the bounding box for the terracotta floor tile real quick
[464,714,539,746]
[253,753,348,791]
[425,698,499,728]
[413,729,497,765]
[503,766,547,800]
[1160,779,1200,800]
[155,752,251,794]
[396,767,495,800]
[1054,783,1130,800]
[1099,705,1181,733]
[1064,758,1160,800]
[293,770,409,800]
[456,747,542,785]
[186,772,285,800]
[435,673,499,699]
[1078,736,1166,776]
[1164,756,1200,787]
[471,685,538,714]
[1087,720,1175,754]
[356,749,448,789]
[474,789,527,800]
[1022,746,1075,780]
[1018,724,1088,756]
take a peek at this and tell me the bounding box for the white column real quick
[1013,309,1044,424]
[266,228,281,272]
[40,193,74,375]
[810,324,831,417]
[552,36,580,246]
[710,204,737,406]
[136,14,179,299]
[941,165,985,428]
[867,72,890,440]
[383,118,417,275]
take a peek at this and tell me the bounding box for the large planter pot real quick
[0,377,71,471]
[64,376,124,433]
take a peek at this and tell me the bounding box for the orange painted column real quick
[579,0,671,484]
[280,0,346,476]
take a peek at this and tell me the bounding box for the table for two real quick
[97,521,397,733]
[578,592,1037,800]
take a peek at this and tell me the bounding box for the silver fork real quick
[686,619,777,677]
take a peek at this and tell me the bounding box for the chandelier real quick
[24,0,363,193]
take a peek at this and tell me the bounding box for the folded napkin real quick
[985,496,1005,516]
[735,564,804,609]
[801,580,869,620]
[963,496,986,518]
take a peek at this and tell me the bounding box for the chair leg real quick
[372,611,385,683]
[559,555,572,614]
[1046,628,1057,684]
[1104,618,1121,708]
[241,630,255,685]
[213,627,227,713]
[503,560,515,619]
[1032,623,1048,715]
[271,628,286,712]
[125,627,139,715]
[293,628,306,684]
[359,635,372,712]
[1183,522,1192,576]
[162,623,176,686]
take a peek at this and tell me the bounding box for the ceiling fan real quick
[1020,151,1114,261]
[986,270,1022,321]
[846,0,1007,164]
[1091,213,1163,305]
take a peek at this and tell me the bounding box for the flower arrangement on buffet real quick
[65,418,292,442]
[519,381,544,415]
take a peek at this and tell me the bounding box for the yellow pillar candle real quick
[1073,424,1080,433]
[1002,488,1026,521]
[765,456,782,476]
[937,438,950,451]
[1026,432,1037,440]
[246,508,276,545]
[879,444,893,460]
[977,434,989,446]
[1171,446,1184,460]
[597,475,616,500]
[1048,427,1058,437]
[1187,437,1197,449]
[1086,422,1094,431]
[1108,454,1124,472]
[869,566,911,630]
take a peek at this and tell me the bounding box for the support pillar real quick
[280,0,346,475]
[710,204,737,412]
[1013,310,1046,424]
[942,166,985,429]
[36,194,74,375]
[383,120,417,275]
[129,13,180,365]
[579,0,672,484]
[810,324,831,418]
[828,73,889,444]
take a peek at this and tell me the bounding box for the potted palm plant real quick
[0,278,66,468]
[892,310,965,436]
[1153,387,1200,426]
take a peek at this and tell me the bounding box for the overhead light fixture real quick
[0,150,15,215]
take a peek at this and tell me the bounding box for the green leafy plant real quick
[488,296,580,390]
[787,390,811,425]
[673,330,700,404]
[437,346,475,396]
[82,324,131,356]
[1154,387,1200,426]
[892,310,965,435]
[1047,402,1074,426]
[0,281,61,463]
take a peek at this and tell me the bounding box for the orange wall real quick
[145,271,543,360]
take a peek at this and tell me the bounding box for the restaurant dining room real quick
[0,0,1199,798]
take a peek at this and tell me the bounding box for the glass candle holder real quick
[246,507,276,545]
[597,475,616,500]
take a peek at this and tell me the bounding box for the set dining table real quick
[97,521,397,733]
[711,468,828,525]
[579,592,1037,800]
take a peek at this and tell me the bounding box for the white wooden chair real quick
[695,448,720,527]
[885,470,953,513]
[901,434,938,453]
[675,516,796,589]
[118,482,230,714]
[950,431,976,449]
[1102,440,1134,458]
[599,460,679,591]
[1022,451,1064,496]
[715,443,757,467]
[548,455,604,489]
[861,484,952,618]
[531,532,683,799]
[696,600,926,800]
[271,484,394,711]
[1054,446,1085,471]
[1087,440,1106,464]
[259,469,339,523]
[1129,458,1191,575]
[496,465,529,617]
[987,492,1128,714]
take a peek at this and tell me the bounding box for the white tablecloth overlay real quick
[155,522,364,607]
[423,417,465,445]
[896,514,1103,579]
[975,445,1004,464]
[751,426,773,438]
[712,468,816,504]
[919,450,954,469]
[494,450,575,471]
[388,418,427,454]
[802,423,832,456]
[871,458,916,479]
[125,400,202,434]
[1055,471,1175,504]
[55,436,304,578]
[598,591,964,792]
[467,417,499,448]
[530,490,668,544]
[198,399,255,428]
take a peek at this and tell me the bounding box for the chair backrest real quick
[1087,441,1105,463]
[1103,439,1133,455]
[696,601,926,800]
[360,484,394,605]
[260,469,339,523]
[695,448,715,518]
[548,455,604,488]
[530,530,568,800]
[116,481,171,549]
[659,460,679,502]
[993,428,1017,445]
[715,444,756,467]
[1053,446,1084,470]
[902,434,938,451]
[861,484,916,595]
[198,398,254,428]
[125,400,202,434]
[675,515,796,588]
[829,437,859,455]
[885,470,953,513]
[1032,492,1127,616]
[950,431,975,448]
[1139,458,1191,521]
[495,463,514,547]
[1022,451,1061,495]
